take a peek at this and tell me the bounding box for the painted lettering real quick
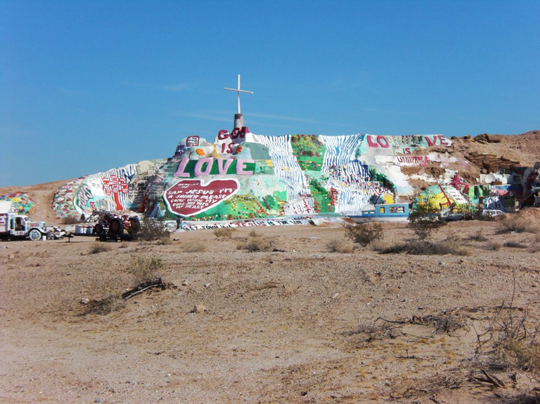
[173,157,255,177]
[216,158,233,175]
[236,159,255,175]
[367,135,378,148]
[426,136,437,147]
[367,135,390,148]
[194,158,213,177]
[438,135,449,146]
[174,158,190,177]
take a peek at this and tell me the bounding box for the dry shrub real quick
[416,313,467,335]
[128,254,165,284]
[475,283,540,374]
[89,242,112,254]
[370,239,389,251]
[379,240,470,256]
[213,228,234,238]
[155,236,172,245]
[468,229,488,242]
[484,242,502,251]
[496,215,539,235]
[248,229,259,237]
[344,222,383,247]
[408,207,446,240]
[137,218,170,241]
[83,275,127,315]
[505,241,528,249]
[238,236,273,252]
[327,239,354,253]
[348,318,402,342]
[182,241,207,252]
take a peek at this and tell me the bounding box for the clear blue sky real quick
[1,0,539,186]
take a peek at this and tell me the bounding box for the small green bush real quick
[344,222,383,247]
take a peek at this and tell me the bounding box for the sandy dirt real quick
[1,218,540,403]
[1,130,540,403]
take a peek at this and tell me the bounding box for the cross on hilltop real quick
[224,74,253,115]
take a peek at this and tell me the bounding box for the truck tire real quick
[108,218,124,235]
[93,223,104,235]
[28,229,42,241]
[127,217,141,235]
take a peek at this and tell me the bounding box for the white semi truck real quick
[0,202,48,241]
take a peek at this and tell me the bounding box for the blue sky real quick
[1,0,539,186]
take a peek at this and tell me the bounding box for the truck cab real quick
[0,213,47,241]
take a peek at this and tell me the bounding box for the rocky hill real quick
[1,130,538,224]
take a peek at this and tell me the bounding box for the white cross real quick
[224,74,253,114]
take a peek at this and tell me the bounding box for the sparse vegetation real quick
[88,242,112,254]
[496,215,539,235]
[344,222,383,247]
[181,241,207,252]
[128,254,165,284]
[213,228,234,238]
[326,239,354,253]
[475,280,540,375]
[468,229,488,242]
[248,229,259,237]
[504,241,528,249]
[137,218,171,241]
[238,236,274,252]
[377,240,470,256]
[408,205,446,240]
[484,242,502,251]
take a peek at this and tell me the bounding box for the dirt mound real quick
[0,178,73,223]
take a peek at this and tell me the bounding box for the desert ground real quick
[1,215,540,404]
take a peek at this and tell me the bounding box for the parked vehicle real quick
[348,203,410,223]
[482,209,505,218]
[83,210,141,237]
[0,213,47,241]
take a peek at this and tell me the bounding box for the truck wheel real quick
[127,217,141,235]
[93,223,104,235]
[28,229,42,241]
[109,218,124,235]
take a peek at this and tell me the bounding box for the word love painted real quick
[367,134,450,154]
[164,179,239,216]
[174,157,254,177]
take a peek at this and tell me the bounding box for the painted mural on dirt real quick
[52,125,454,221]
[0,193,36,214]
[52,160,166,218]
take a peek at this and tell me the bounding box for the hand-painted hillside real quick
[52,126,457,221]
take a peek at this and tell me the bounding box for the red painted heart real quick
[164,179,239,217]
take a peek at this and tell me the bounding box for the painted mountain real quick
[52,125,458,221]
